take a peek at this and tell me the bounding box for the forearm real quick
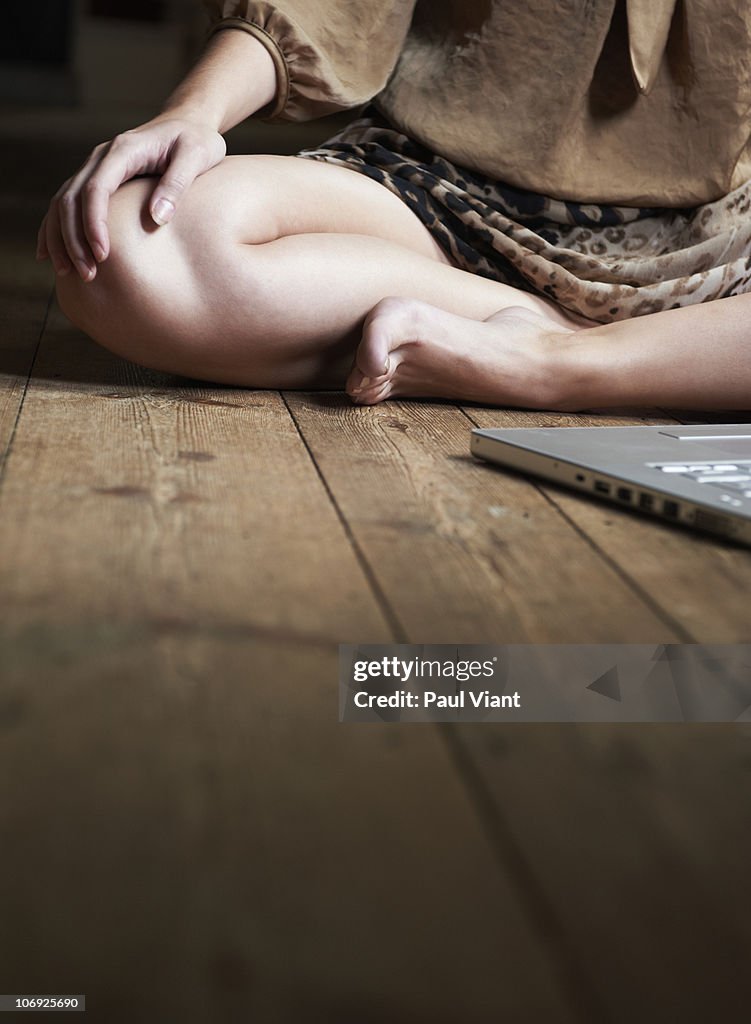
[157,28,277,133]
[555,293,751,410]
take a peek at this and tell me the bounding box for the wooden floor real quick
[2,129,751,1023]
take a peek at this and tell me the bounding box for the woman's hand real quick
[37,117,227,282]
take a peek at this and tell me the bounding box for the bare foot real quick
[346,297,587,408]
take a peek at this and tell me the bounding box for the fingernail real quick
[382,356,391,375]
[93,243,106,263]
[151,198,175,226]
[56,263,71,277]
[76,260,95,282]
[351,385,362,395]
[360,377,373,389]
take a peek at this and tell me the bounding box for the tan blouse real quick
[205,1,751,207]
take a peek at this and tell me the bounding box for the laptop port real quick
[693,510,732,536]
[639,492,654,511]
[594,480,610,494]
[616,487,633,502]
[663,499,680,519]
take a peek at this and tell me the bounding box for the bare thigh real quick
[56,153,576,388]
[180,154,455,265]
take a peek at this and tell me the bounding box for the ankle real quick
[542,327,605,411]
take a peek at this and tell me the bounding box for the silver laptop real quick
[471,423,751,545]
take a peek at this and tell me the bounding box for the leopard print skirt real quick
[297,106,751,324]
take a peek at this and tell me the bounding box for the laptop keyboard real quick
[652,460,751,505]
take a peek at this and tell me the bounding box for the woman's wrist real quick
[152,100,226,133]
[157,28,278,134]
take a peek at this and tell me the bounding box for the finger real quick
[149,138,209,226]
[69,142,111,263]
[56,139,132,272]
[58,187,96,282]
[37,173,76,261]
[52,145,114,272]
[45,198,73,277]
[81,180,111,264]
[79,139,150,260]
[60,144,130,278]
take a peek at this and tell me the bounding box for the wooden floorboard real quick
[448,722,751,1024]
[0,196,50,464]
[445,414,751,1021]
[1,304,392,643]
[3,166,751,1022]
[0,306,583,1022]
[467,407,751,641]
[288,393,751,1021]
[286,393,681,643]
[0,630,590,1022]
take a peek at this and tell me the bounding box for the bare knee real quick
[56,176,218,376]
[57,178,165,330]
[53,160,329,388]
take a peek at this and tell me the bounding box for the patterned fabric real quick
[297,108,751,324]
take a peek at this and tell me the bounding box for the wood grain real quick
[4,164,751,1022]
[286,394,680,643]
[467,407,751,641]
[449,721,751,1024]
[445,410,751,1022]
[0,196,51,463]
[0,307,583,1022]
[0,306,389,643]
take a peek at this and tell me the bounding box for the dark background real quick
[0,0,344,202]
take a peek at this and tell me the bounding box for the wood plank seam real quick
[439,725,613,1024]
[0,288,52,490]
[281,389,408,642]
[458,405,697,641]
[285,391,614,1020]
[533,486,695,642]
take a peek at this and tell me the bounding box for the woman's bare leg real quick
[55,154,583,392]
[346,292,751,411]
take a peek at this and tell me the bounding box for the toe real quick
[356,299,402,379]
[353,378,394,406]
[346,361,391,399]
[348,296,433,400]
[347,298,403,399]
